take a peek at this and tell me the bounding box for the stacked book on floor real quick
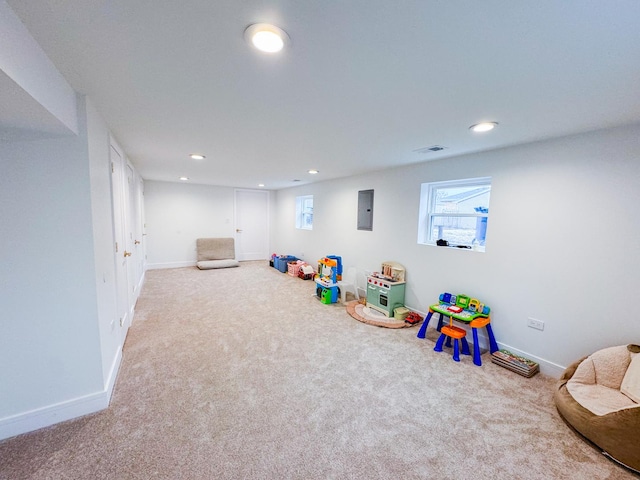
[491,349,539,377]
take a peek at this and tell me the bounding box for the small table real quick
[417,295,499,366]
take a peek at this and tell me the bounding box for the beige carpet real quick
[0,261,636,479]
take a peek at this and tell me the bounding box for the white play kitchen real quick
[366,262,406,317]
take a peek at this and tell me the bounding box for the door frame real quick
[233,188,270,261]
[110,140,131,346]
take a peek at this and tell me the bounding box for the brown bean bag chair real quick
[554,344,640,472]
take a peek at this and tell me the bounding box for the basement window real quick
[295,195,313,230]
[417,177,491,251]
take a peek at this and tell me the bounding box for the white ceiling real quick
[6,1,640,190]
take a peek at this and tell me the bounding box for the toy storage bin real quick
[272,255,284,271]
[287,260,305,277]
[275,255,297,273]
[394,307,410,321]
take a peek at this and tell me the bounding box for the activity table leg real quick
[472,327,482,366]
[486,324,499,353]
[417,311,433,339]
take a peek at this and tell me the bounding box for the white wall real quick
[87,98,121,388]
[144,181,276,268]
[273,124,640,376]
[0,96,104,430]
[0,0,141,438]
[0,95,143,440]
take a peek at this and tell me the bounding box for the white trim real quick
[146,261,196,270]
[0,392,107,441]
[295,194,314,230]
[0,349,122,441]
[105,346,123,400]
[495,342,565,378]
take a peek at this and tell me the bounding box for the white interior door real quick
[234,189,269,261]
[110,144,131,345]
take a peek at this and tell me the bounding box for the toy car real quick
[405,312,423,324]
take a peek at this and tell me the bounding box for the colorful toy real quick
[434,316,470,362]
[298,264,314,280]
[404,311,423,325]
[315,255,342,304]
[416,292,499,366]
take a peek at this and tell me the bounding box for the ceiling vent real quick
[414,145,447,154]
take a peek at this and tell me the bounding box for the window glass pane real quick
[417,176,491,249]
[433,186,491,215]
[429,216,488,245]
[302,212,313,228]
[296,195,313,230]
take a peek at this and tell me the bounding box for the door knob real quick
[134,240,141,245]
[236,229,242,233]
[124,251,132,257]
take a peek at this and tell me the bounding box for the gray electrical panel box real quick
[357,189,374,231]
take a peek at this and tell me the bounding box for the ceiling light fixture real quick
[469,122,498,133]
[179,176,189,181]
[189,154,205,160]
[258,183,265,187]
[308,169,319,174]
[244,23,289,53]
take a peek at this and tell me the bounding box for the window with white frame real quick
[417,177,491,250]
[295,195,314,230]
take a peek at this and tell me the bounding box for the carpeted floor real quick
[0,261,637,479]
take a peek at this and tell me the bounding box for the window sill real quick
[424,243,485,253]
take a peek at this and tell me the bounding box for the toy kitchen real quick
[366,261,406,317]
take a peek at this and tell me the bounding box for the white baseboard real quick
[0,348,123,442]
[105,345,123,402]
[495,342,565,378]
[146,261,196,270]
[408,306,566,378]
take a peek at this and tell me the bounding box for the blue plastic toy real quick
[315,255,342,304]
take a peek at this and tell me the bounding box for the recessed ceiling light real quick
[244,23,290,53]
[189,154,205,160]
[258,183,265,187]
[308,169,319,174]
[469,122,498,133]
[179,176,189,181]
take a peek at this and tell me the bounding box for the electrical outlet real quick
[527,317,544,331]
